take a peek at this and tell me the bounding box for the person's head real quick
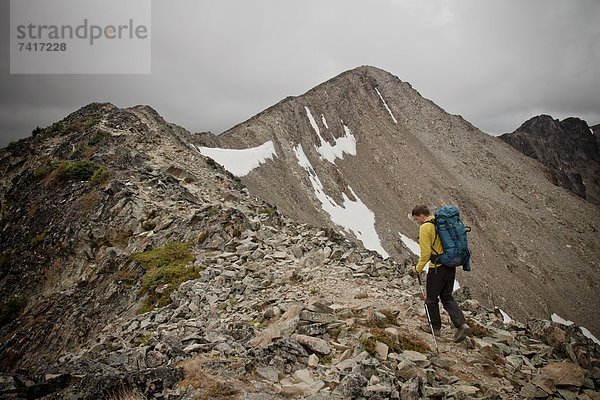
[411,205,430,225]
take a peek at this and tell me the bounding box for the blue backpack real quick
[426,205,472,271]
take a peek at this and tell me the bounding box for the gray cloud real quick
[1,0,599,147]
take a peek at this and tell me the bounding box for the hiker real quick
[408,205,470,343]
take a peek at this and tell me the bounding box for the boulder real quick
[540,362,586,387]
[292,334,332,355]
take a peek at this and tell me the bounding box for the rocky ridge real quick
[0,103,599,399]
[500,115,600,205]
[2,220,600,399]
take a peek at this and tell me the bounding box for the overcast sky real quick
[1,0,599,148]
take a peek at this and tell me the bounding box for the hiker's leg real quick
[439,267,466,328]
[426,268,444,330]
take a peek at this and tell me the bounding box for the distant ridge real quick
[501,115,600,204]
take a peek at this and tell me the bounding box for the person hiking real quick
[408,205,470,343]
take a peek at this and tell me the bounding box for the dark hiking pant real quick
[425,266,465,330]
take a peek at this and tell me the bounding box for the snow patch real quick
[453,279,460,292]
[197,141,276,177]
[551,313,574,326]
[305,107,356,164]
[580,326,600,346]
[375,88,398,124]
[499,309,512,324]
[321,114,329,129]
[293,144,388,258]
[551,313,599,344]
[399,233,420,255]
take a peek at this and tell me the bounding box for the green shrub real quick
[50,122,64,133]
[65,160,99,180]
[91,166,110,185]
[88,130,111,146]
[130,242,200,313]
[83,118,99,130]
[47,118,98,136]
[49,160,102,182]
[36,160,106,183]
[34,163,58,179]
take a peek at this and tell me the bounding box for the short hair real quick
[411,205,430,217]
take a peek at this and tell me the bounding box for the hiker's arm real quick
[415,223,434,272]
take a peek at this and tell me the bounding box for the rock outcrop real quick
[500,115,600,205]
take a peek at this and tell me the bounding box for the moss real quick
[113,269,138,288]
[91,166,110,185]
[88,130,111,146]
[106,387,144,400]
[37,160,105,183]
[50,122,64,133]
[395,331,430,353]
[380,308,398,325]
[34,163,58,179]
[34,118,99,143]
[259,207,275,216]
[131,242,200,313]
[81,145,97,160]
[361,327,430,355]
[61,160,100,181]
[179,357,240,399]
[198,380,238,399]
[83,118,100,130]
[359,335,378,356]
[465,317,493,338]
[0,296,27,326]
[319,353,334,364]
[205,206,220,216]
[132,333,154,347]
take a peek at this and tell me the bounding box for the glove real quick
[407,265,419,278]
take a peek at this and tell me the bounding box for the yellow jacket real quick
[416,216,443,272]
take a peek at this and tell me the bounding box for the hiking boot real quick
[420,324,440,337]
[454,324,470,343]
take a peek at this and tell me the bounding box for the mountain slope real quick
[197,65,600,337]
[0,102,313,369]
[1,101,599,399]
[500,115,600,205]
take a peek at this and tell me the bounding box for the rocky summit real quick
[500,115,600,205]
[0,69,599,399]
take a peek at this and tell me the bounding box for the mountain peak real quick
[200,69,600,342]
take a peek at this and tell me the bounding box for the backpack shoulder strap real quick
[422,219,440,257]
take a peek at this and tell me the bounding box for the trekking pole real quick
[417,274,439,354]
